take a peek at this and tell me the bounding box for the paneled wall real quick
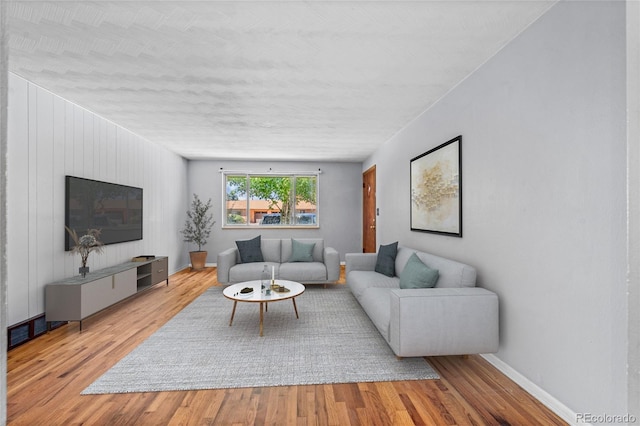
[1,1,9,422]
[7,73,189,327]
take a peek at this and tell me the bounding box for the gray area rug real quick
[82,285,438,394]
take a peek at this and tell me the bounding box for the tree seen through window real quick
[224,174,318,227]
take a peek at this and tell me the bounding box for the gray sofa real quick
[217,238,340,285]
[346,246,499,357]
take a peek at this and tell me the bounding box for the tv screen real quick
[65,176,143,250]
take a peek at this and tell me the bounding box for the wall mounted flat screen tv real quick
[65,176,143,250]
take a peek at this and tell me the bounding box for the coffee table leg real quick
[259,302,264,337]
[229,301,237,326]
[292,297,299,319]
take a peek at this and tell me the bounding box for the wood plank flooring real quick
[7,267,568,425]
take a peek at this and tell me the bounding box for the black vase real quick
[79,266,90,277]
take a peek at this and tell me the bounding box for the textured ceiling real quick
[7,1,554,161]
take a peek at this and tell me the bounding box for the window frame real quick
[222,172,319,229]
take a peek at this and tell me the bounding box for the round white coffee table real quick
[223,280,305,336]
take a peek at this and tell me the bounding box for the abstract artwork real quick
[410,135,462,237]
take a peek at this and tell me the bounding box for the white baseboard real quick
[203,262,344,267]
[182,263,216,268]
[481,354,582,426]
[207,262,343,267]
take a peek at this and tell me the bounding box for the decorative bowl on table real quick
[238,287,254,298]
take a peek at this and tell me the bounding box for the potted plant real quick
[181,194,215,271]
[65,227,104,277]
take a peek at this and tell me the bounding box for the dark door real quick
[363,166,376,253]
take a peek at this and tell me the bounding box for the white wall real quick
[627,1,640,419]
[6,73,189,327]
[366,1,628,420]
[187,160,362,263]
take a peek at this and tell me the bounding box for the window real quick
[224,173,318,228]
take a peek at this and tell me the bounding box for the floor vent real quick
[8,315,66,350]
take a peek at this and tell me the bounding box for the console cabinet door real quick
[113,268,137,300]
[80,269,136,319]
[80,277,114,319]
[151,257,168,286]
[46,284,82,321]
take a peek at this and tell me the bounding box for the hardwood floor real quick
[7,267,568,425]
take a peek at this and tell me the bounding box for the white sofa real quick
[346,246,499,357]
[217,237,340,285]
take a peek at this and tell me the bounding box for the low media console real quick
[45,256,168,330]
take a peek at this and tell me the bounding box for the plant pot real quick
[189,251,208,271]
[79,266,90,277]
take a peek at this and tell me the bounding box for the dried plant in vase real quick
[65,227,104,277]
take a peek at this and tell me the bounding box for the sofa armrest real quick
[216,248,238,284]
[324,247,340,282]
[345,253,377,276]
[389,287,499,357]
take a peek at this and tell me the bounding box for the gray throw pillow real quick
[236,235,264,263]
[289,239,315,262]
[375,242,398,277]
[399,253,439,289]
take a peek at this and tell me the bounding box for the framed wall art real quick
[410,135,462,237]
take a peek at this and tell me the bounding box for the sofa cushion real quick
[375,242,398,277]
[357,287,393,342]
[395,246,476,288]
[279,262,327,282]
[261,239,282,263]
[395,247,414,277]
[289,239,315,262]
[236,236,264,263]
[399,253,439,289]
[282,238,324,262]
[229,262,279,283]
[347,270,400,299]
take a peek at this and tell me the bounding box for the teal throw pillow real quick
[375,242,398,277]
[399,253,439,289]
[236,235,264,263]
[289,239,316,262]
